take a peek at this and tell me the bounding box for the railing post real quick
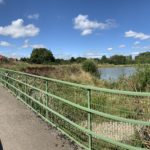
[15,73,18,97]
[4,72,7,87]
[12,73,14,92]
[87,89,92,150]
[45,80,48,119]
[25,75,27,103]
[0,70,2,84]
[0,70,2,83]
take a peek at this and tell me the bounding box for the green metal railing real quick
[0,68,150,150]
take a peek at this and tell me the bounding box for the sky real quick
[0,0,150,59]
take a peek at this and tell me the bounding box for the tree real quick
[100,55,108,64]
[109,55,126,65]
[70,57,76,63]
[135,52,150,64]
[20,57,30,62]
[30,48,55,64]
[126,55,133,64]
[76,57,87,63]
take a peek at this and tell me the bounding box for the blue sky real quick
[0,0,150,59]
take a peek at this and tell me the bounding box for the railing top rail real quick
[0,67,150,97]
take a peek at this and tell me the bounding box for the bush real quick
[30,48,55,64]
[115,65,150,92]
[134,65,150,91]
[82,60,99,77]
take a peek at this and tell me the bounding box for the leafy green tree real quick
[76,57,87,63]
[20,57,30,62]
[109,55,126,65]
[135,52,150,64]
[93,58,100,63]
[70,57,76,63]
[126,55,133,64]
[30,48,55,64]
[100,55,108,64]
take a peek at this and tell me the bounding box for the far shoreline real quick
[98,64,150,68]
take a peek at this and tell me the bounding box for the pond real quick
[98,67,136,81]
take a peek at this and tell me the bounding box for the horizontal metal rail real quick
[0,68,149,150]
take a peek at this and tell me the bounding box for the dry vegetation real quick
[0,62,106,86]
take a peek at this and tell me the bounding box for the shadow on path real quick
[0,140,3,150]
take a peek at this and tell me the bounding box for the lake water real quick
[98,67,136,81]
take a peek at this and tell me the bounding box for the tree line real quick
[20,48,150,65]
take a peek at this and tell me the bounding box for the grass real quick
[0,61,107,86]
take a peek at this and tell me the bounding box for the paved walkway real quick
[0,86,78,150]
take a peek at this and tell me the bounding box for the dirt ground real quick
[0,85,80,150]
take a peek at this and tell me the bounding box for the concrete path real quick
[0,85,79,150]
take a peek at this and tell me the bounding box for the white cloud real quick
[31,44,45,48]
[0,19,40,38]
[28,13,39,20]
[107,47,113,51]
[0,0,4,4]
[134,41,140,45]
[119,44,125,48]
[125,30,150,40]
[22,39,45,49]
[0,41,11,47]
[81,29,92,36]
[73,14,117,36]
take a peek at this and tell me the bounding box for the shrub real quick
[115,65,150,92]
[30,48,55,64]
[82,60,99,77]
[134,65,150,91]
